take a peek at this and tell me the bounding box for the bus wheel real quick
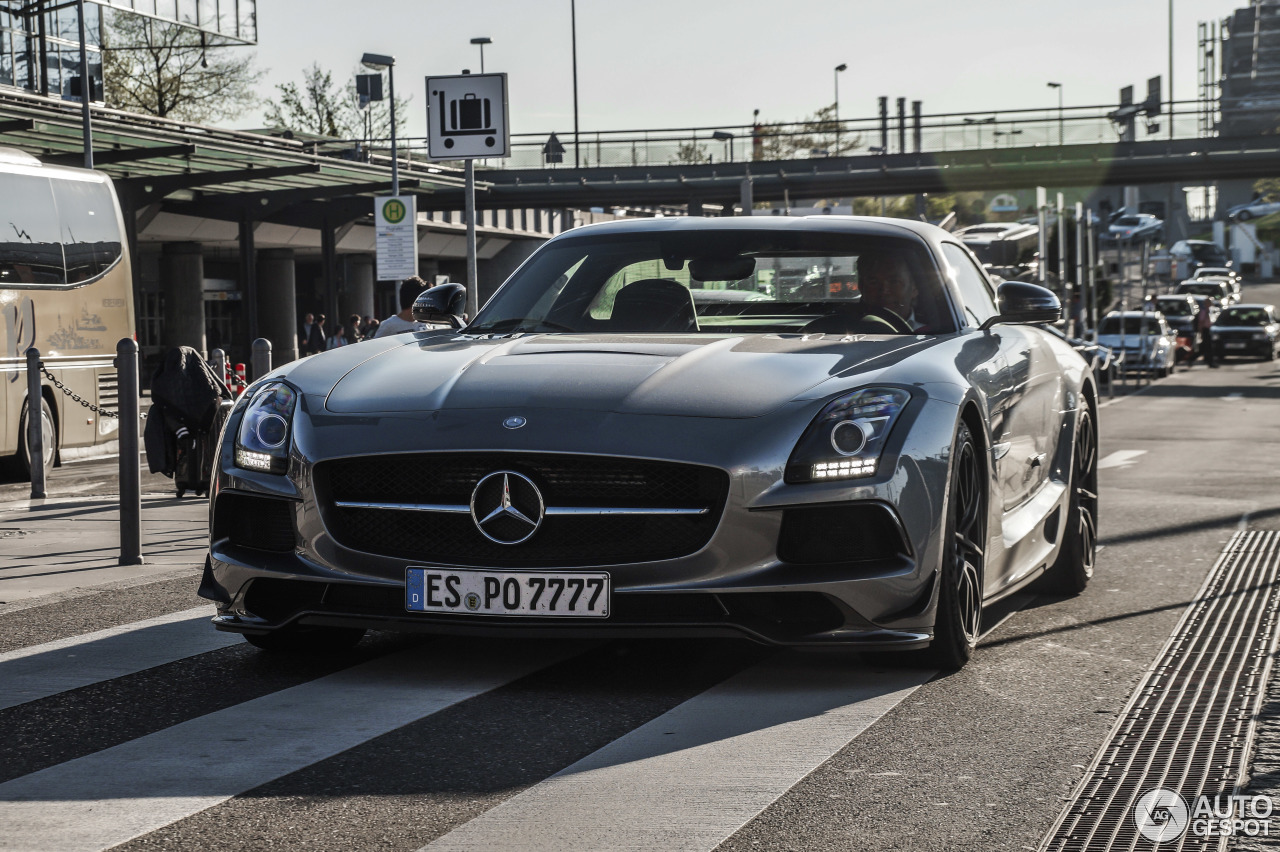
[16,396,56,482]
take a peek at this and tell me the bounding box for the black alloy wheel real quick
[1039,406,1098,595]
[923,421,985,670]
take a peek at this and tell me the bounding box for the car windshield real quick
[468,230,957,335]
[1100,316,1162,336]
[1179,283,1225,297]
[1218,308,1271,326]
[1115,217,1142,226]
[1190,244,1228,263]
[1156,299,1194,316]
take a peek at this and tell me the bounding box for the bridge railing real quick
[411,101,1210,171]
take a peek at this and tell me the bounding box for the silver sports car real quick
[203,216,1099,670]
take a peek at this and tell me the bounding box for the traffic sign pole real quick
[465,161,478,318]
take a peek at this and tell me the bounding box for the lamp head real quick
[835,63,847,72]
[470,37,492,45]
[361,52,395,70]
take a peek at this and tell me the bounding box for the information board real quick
[375,195,418,281]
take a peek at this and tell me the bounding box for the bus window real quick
[53,179,123,283]
[0,174,64,286]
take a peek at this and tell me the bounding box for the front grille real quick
[213,492,297,552]
[777,503,911,565]
[316,453,730,567]
[242,576,843,639]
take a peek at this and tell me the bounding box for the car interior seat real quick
[609,278,699,332]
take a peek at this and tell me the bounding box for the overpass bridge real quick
[426,135,1280,212]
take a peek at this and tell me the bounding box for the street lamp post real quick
[712,130,734,163]
[361,52,398,195]
[833,63,847,153]
[470,36,491,73]
[1047,81,1063,145]
[963,116,995,148]
[571,0,580,167]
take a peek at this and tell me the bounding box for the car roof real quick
[1222,303,1275,311]
[555,214,951,243]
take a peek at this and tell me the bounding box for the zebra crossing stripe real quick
[0,606,237,711]
[424,652,931,852]
[0,640,579,852]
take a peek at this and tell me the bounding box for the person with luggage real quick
[143,346,234,497]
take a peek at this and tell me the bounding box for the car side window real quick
[942,243,998,327]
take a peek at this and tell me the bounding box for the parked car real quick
[1104,213,1163,243]
[203,216,1100,672]
[1044,325,1116,381]
[1212,303,1280,360]
[1227,198,1280,222]
[1097,311,1178,377]
[1191,267,1243,301]
[1169,240,1233,276]
[1176,279,1236,307]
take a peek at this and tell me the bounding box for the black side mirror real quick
[981,281,1062,330]
[412,283,467,328]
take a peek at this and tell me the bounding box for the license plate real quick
[406,567,610,618]
[1225,342,1246,348]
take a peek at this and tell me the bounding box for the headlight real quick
[1253,332,1267,340]
[785,387,911,483]
[234,382,297,474]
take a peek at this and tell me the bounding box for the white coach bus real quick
[0,148,135,480]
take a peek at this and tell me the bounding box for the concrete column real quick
[257,248,299,364]
[342,255,375,322]
[161,242,205,356]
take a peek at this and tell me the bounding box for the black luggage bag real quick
[144,347,233,498]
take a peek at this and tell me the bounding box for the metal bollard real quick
[25,348,45,500]
[116,338,143,565]
[209,348,226,389]
[251,338,272,381]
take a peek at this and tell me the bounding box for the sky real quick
[236,0,1252,140]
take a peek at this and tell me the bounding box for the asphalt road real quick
[1,283,1278,851]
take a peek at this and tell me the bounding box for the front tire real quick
[1039,406,1098,595]
[1238,210,1254,221]
[923,421,985,671]
[15,396,56,482]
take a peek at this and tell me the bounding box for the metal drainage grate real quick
[1042,530,1280,852]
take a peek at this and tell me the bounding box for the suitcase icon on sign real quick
[438,90,497,150]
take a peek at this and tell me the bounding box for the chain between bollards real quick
[25,348,46,500]
[116,338,143,565]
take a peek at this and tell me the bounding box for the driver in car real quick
[858,253,921,333]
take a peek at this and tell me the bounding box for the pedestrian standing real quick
[300,312,316,355]
[326,325,348,349]
[1194,298,1217,368]
[308,313,328,354]
[347,313,364,343]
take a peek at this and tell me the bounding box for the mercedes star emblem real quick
[470,471,545,545]
[503,415,528,429]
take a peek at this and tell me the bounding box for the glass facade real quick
[0,2,102,98]
[93,1,257,44]
[0,0,254,97]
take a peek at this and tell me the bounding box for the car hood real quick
[301,333,938,418]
